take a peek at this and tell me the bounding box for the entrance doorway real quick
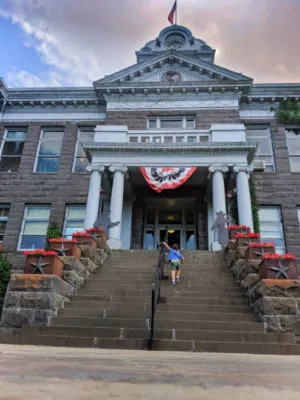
[143,199,197,250]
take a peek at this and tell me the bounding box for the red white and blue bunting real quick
[140,167,196,193]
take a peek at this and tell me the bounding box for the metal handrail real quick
[148,245,165,350]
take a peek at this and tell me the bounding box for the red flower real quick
[72,232,92,238]
[23,249,58,256]
[234,233,260,238]
[228,225,249,230]
[49,238,77,243]
[262,254,296,260]
[248,242,275,248]
[86,228,105,233]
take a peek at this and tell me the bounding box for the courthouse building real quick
[0,24,300,266]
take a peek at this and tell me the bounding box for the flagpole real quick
[176,0,178,25]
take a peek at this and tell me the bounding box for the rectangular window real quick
[0,129,27,172]
[259,206,285,254]
[19,205,51,250]
[0,204,10,242]
[147,117,195,130]
[35,128,64,173]
[246,126,275,172]
[286,128,300,172]
[164,136,173,143]
[74,128,95,172]
[176,136,184,143]
[141,136,150,143]
[200,135,209,142]
[129,136,138,143]
[187,136,197,143]
[153,136,161,143]
[63,205,86,239]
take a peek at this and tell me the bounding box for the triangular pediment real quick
[94,51,252,88]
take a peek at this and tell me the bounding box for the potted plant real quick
[49,238,81,259]
[72,232,97,248]
[228,225,250,239]
[259,254,298,280]
[234,232,261,247]
[86,227,107,241]
[23,249,64,277]
[246,242,275,260]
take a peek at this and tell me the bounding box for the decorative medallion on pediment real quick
[165,33,186,49]
[161,71,182,83]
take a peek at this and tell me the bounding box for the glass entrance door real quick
[143,201,197,250]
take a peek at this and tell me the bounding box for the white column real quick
[208,165,228,251]
[84,165,105,229]
[233,165,254,231]
[107,165,128,249]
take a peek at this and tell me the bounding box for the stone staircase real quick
[6,250,300,354]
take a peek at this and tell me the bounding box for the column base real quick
[211,241,222,252]
[107,238,122,250]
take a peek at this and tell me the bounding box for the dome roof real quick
[136,25,215,64]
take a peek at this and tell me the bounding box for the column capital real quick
[86,164,105,173]
[109,164,128,174]
[233,164,252,174]
[208,165,229,177]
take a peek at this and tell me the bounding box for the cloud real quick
[0,0,299,87]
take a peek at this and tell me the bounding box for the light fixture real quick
[168,230,175,234]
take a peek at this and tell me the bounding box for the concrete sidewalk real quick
[0,345,300,399]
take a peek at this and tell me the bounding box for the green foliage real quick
[276,99,300,124]
[46,222,62,249]
[249,175,260,233]
[0,253,12,317]
[230,195,238,225]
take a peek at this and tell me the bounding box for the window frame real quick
[246,125,275,172]
[63,205,86,238]
[259,205,286,254]
[285,128,300,173]
[147,116,196,130]
[0,204,10,242]
[34,128,64,173]
[72,127,95,173]
[0,128,27,172]
[18,205,51,251]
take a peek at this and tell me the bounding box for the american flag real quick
[168,0,177,25]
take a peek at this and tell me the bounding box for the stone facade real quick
[0,23,299,265]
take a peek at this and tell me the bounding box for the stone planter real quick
[86,228,107,241]
[72,234,97,248]
[259,258,298,280]
[235,236,260,248]
[246,245,275,260]
[228,226,250,239]
[24,254,64,277]
[49,241,81,259]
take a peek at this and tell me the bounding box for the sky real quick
[0,0,299,88]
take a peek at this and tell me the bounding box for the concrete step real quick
[152,339,300,355]
[60,303,252,316]
[22,326,295,344]
[155,311,256,322]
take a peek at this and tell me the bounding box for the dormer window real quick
[147,116,196,130]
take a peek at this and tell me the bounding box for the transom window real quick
[129,134,209,143]
[285,128,300,172]
[0,129,27,172]
[63,205,86,238]
[246,125,275,172]
[259,206,285,254]
[0,204,10,242]
[147,116,196,130]
[19,205,51,250]
[73,127,95,172]
[35,128,64,173]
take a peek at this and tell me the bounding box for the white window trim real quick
[147,116,196,130]
[246,126,275,172]
[0,128,27,171]
[34,128,64,173]
[0,204,10,242]
[259,206,285,253]
[63,205,86,238]
[72,127,95,173]
[17,205,51,251]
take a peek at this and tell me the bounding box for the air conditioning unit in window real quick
[253,160,266,172]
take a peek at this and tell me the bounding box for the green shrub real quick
[0,253,12,318]
[46,222,62,249]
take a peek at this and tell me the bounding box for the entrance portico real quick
[83,124,256,250]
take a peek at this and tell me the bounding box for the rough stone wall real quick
[242,120,300,261]
[0,121,102,271]
[105,109,241,130]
